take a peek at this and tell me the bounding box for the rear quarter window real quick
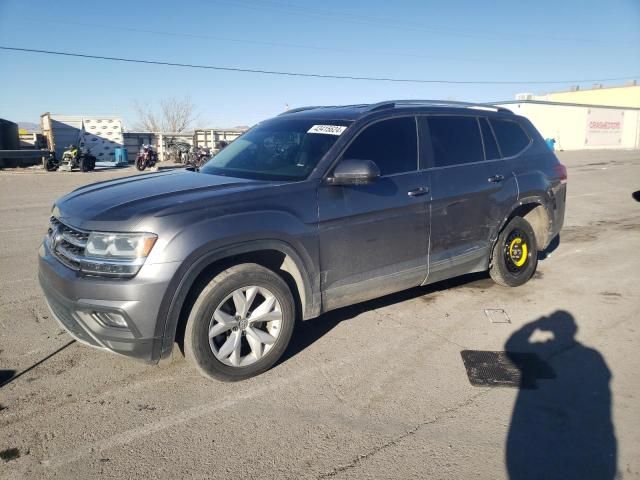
[490,119,531,157]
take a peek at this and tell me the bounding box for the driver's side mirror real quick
[326,159,381,186]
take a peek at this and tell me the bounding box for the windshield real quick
[200,118,351,180]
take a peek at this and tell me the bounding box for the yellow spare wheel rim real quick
[509,238,528,267]
[504,229,529,273]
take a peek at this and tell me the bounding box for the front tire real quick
[490,216,538,287]
[184,263,296,381]
[44,157,57,171]
[135,156,146,171]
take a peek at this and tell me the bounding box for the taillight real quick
[554,164,568,184]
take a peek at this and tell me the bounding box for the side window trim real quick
[417,115,434,170]
[479,117,502,161]
[486,118,504,158]
[477,117,487,162]
[414,116,420,172]
[489,118,533,159]
[327,114,420,178]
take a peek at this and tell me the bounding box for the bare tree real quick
[132,97,198,132]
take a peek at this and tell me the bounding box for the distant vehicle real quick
[47,144,96,172]
[39,100,566,381]
[135,144,157,171]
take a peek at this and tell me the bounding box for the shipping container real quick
[0,118,19,151]
[40,113,124,161]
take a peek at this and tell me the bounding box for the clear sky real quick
[1,0,639,128]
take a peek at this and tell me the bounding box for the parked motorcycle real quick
[193,146,211,168]
[180,146,210,168]
[164,141,189,164]
[135,144,158,171]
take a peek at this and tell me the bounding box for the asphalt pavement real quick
[0,150,638,479]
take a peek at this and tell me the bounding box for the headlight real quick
[81,232,157,277]
[86,232,157,259]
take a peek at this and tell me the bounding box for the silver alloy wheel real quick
[208,286,283,367]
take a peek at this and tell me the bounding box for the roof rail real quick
[365,100,513,113]
[278,106,322,116]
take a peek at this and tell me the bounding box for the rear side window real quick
[480,118,500,160]
[490,119,531,157]
[343,117,417,175]
[428,116,484,167]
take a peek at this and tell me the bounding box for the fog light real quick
[92,311,128,329]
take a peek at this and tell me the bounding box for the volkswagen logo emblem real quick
[51,225,63,250]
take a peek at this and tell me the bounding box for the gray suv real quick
[38,100,567,381]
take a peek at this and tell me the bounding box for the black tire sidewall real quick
[493,217,538,287]
[185,265,295,381]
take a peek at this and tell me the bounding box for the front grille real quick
[48,217,89,271]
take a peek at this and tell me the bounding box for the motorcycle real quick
[136,144,158,171]
[180,146,210,168]
[193,146,211,168]
[52,144,96,172]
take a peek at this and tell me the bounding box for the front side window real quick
[341,117,417,176]
[200,118,351,180]
[490,119,531,157]
[428,116,484,167]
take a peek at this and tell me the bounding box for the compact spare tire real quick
[184,263,296,381]
[490,216,538,287]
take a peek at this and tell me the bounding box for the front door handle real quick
[408,187,429,197]
[488,174,505,183]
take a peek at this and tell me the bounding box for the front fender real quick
[153,233,320,361]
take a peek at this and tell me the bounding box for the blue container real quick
[114,147,128,166]
[545,138,556,151]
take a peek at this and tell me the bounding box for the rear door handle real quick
[488,174,504,183]
[408,187,429,197]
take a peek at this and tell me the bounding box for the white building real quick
[493,100,640,151]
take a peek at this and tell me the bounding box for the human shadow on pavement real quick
[505,311,616,480]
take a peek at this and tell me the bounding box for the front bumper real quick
[38,241,180,363]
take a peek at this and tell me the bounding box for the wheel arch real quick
[493,199,553,257]
[156,239,319,359]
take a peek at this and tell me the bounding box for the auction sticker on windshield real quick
[307,125,347,135]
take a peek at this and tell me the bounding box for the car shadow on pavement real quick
[0,340,75,388]
[0,370,16,387]
[504,311,617,480]
[279,271,491,365]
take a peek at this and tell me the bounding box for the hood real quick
[55,169,274,229]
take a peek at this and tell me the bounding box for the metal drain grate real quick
[484,309,511,323]
[460,350,555,389]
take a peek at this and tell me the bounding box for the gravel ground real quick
[0,151,638,479]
